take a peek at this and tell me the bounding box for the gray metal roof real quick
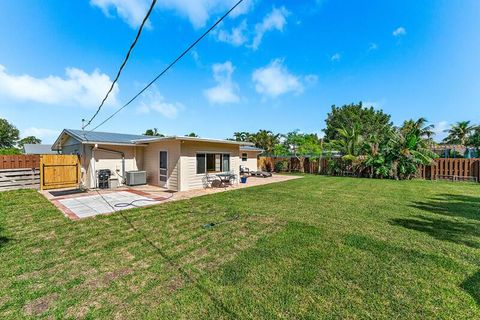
[23,144,58,154]
[65,129,151,144]
[240,145,264,152]
[52,129,255,150]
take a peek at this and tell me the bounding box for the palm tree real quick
[232,131,250,142]
[401,117,435,140]
[443,121,477,146]
[250,130,280,154]
[333,124,364,157]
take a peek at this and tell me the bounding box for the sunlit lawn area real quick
[1,175,479,319]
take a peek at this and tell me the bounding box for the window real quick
[196,153,230,174]
[196,154,206,174]
[241,153,248,161]
[223,154,230,171]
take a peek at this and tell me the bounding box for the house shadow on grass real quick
[390,215,480,249]
[410,194,480,222]
[461,271,480,306]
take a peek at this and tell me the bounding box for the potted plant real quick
[240,175,248,183]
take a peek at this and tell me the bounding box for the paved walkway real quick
[42,174,301,220]
[57,191,161,219]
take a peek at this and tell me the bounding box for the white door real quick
[159,151,168,188]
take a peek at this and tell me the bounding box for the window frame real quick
[196,152,231,174]
[241,153,248,161]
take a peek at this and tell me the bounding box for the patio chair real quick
[227,172,238,185]
[202,174,221,188]
[240,165,250,175]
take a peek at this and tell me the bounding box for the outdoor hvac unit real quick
[126,170,147,186]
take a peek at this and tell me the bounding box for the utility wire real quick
[82,0,157,130]
[89,0,244,132]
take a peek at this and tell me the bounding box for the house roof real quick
[23,144,57,154]
[132,136,255,146]
[52,129,152,150]
[52,129,254,150]
[240,145,264,152]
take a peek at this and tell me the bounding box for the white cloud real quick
[22,127,60,142]
[91,0,254,29]
[252,59,315,98]
[251,6,289,50]
[432,121,449,141]
[393,26,406,37]
[331,53,341,62]
[216,20,248,46]
[204,61,240,104]
[90,0,152,28]
[137,87,182,118]
[0,65,118,108]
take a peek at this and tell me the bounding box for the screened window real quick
[241,153,248,161]
[196,153,230,174]
[196,154,206,174]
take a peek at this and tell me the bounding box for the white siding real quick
[143,141,181,191]
[179,141,240,191]
[240,151,259,171]
[86,145,144,188]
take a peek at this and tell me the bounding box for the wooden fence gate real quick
[40,155,81,190]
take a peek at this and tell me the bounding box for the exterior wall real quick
[240,151,259,171]
[179,141,240,191]
[85,144,144,188]
[61,136,83,155]
[143,140,181,191]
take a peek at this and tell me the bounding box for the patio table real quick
[216,173,235,187]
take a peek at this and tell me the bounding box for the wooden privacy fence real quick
[40,155,81,190]
[258,156,324,174]
[259,156,480,183]
[0,155,40,169]
[418,158,480,182]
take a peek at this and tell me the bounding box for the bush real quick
[274,160,288,172]
[0,148,21,155]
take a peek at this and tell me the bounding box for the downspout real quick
[92,145,126,185]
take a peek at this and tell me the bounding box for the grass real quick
[1,175,480,319]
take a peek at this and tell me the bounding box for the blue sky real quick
[0,0,479,143]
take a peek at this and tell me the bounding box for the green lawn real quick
[1,176,480,319]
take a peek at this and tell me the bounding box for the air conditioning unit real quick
[126,170,147,186]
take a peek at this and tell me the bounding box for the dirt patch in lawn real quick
[23,293,58,316]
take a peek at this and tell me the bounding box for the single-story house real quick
[51,129,263,191]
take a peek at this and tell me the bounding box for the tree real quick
[185,132,199,137]
[232,132,251,142]
[18,136,41,148]
[468,128,480,153]
[249,130,280,154]
[443,121,477,146]
[143,128,164,137]
[283,130,322,155]
[400,117,435,140]
[0,118,20,149]
[323,102,393,143]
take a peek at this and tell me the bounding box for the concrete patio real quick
[41,174,301,220]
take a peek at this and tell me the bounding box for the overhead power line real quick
[89,0,245,132]
[82,0,158,130]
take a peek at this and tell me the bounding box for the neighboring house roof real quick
[23,144,57,154]
[52,129,255,150]
[240,145,264,152]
